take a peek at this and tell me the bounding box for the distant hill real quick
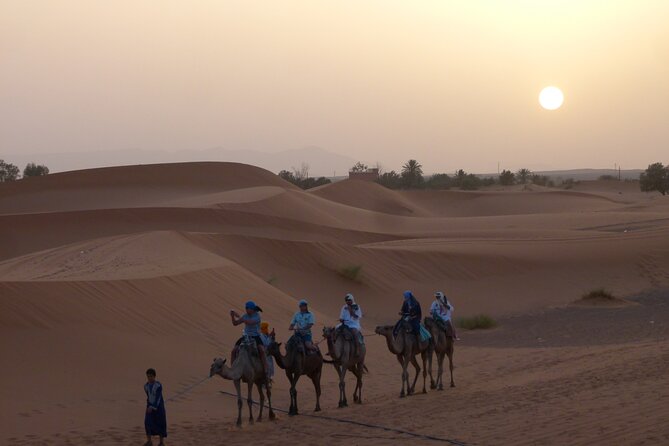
[4,146,358,177]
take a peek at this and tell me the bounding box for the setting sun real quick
[539,86,564,110]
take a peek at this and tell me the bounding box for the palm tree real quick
[499,170,516,186]
[516,168,532,184]
[402,159,423,176]
[401,160,424,189]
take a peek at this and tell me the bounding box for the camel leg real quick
[234,380,243,427]
[428,346,436,390]
[448,344,455,388]
[400,356,410,398]
[293,375,301,415]
[436,352,445,390]
[338,366,348,408]
[396,354,406,398]
[421,350,429,394]
[354,365,363,404]
[289,386,297,416]
[247,381,254,424]
[351,366,359,403]
[408,355,421,395]
[311,371,322,412]
[285,372,295,415]
[256,383,265,421]
[266,381,276,421]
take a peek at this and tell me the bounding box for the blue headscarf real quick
[245,300,262,312]
[403,290,414,300]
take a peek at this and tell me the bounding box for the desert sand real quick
[1,162,668,445]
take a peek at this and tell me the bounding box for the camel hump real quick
[287,334,305,352]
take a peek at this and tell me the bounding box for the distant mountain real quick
[532,169,642,181]
[4,146,358,177]
[478,168,642,181]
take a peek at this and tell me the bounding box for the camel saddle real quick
[287,334,320,356]
[437,319,455,338]
[334,325,363,357]
[426,317,454,338]
[233,336,261,359]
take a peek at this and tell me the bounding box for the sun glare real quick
[539,86,564,110]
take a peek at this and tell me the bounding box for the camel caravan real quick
[208,290,457,427]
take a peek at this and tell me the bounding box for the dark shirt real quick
[401,297,422,321]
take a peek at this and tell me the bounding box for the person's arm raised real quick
[230,310,243,326]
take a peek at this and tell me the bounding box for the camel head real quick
[209,357,227,377]
[322,326,335,339]
[374,325,394,336]
[266,341,282,357]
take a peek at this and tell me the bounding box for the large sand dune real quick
[1,162,668,445]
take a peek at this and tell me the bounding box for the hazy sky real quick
[2,1,668,173]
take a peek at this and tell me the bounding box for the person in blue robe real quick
[394,290,422,337]
[144,368,167,445]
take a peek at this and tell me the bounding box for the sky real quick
[1,1,668,174]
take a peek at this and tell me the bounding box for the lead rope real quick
[217,389,470,445]
[166,376,212,402]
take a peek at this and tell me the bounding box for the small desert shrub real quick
[338,265,363,282]
[266,275,278,285]
[561,178,577,189]
[581,288,616,301]
[456,315,496,330]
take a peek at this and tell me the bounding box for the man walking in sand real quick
[144,368,167,446]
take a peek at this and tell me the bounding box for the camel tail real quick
[363,364,369,374]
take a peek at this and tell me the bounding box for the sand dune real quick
[572,179,641,193]
[310,179,624,217]
[402,189,623,216]
[0,231,232,281]
[309,179,431,216]
[0,162,295,215]
[1,162,668,445]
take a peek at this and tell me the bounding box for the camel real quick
[209,342,276,427]
[424,317,455,389]
[322,326,367,407]
[374,322,432,398]
[266,335,323,415]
